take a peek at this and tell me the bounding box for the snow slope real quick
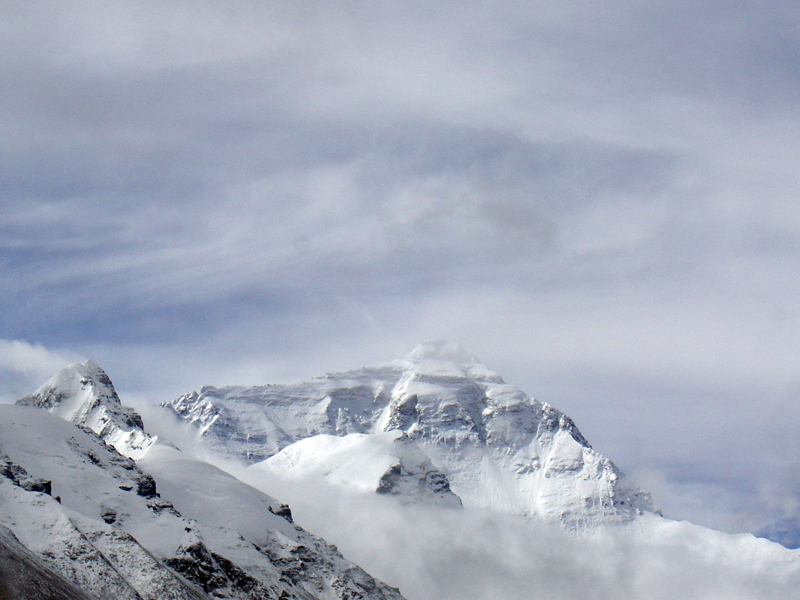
[253,431,462,508]
[165,341,653,526]
[0,523,96,600]
[0,405,209,600]
[5,370,408,600]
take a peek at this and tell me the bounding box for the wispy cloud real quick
[2,1,800,540]
[0,339,76,402]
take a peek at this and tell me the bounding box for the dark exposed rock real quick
[268,503,293,523]
[135,475,158,498]
[165,542,228,593]
[384,394,419,431]
[210,551,259,591]
[376,465,402,495]
[166,542,278,599]
[146,497,180,516]
[0,455,52,497]
[100,507,117,524]
[376,461,461,507]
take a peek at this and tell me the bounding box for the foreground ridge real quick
[3,363,408,600]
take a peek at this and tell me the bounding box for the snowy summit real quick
[2,346,799,600]
[165,341,656,526]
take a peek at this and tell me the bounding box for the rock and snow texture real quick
[164,341,654,526]
[5,350,800,600]
[0,405,210,600]
[254,431,462,508]
[17,360,156,460]
[0,523,96,600]
[4,379,407,600]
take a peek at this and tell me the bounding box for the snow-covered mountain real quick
[17,359,156,460]
[0,522,96,600]
[5,348,800,600]
[164,341,654,526]
[3,361,407,600]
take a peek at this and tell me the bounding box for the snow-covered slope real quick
[254,431,462,508]
[0,405,211,600]
[0,523,97,600]
[17,360,155,460]
[7,349,800,600]
[4,372,408,600]
[165,341,653,526]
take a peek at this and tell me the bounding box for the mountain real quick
[17,359,156,460]
[164,341,654,526]
[4,362,408,600]
[4,350,800,600]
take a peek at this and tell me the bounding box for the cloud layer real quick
[237,471,799,600]
[3,1,800,540]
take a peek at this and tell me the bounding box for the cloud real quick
[0,339,76,402]
[3,0,800,543]
[234,470,798,600]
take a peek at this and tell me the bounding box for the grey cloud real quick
[3,0,800,545]
[0,339,76,403]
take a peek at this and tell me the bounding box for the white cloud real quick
[0,339,76,402]
[235,470,799,600]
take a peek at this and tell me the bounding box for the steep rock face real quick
[17,360,155,460]
[164,341,655,526]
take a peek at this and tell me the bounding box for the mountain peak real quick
[17,360,155,459]
[81,358,108,377]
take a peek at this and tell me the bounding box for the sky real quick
[1,1,800,545]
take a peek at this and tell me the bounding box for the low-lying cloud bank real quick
[235,471,799,600]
